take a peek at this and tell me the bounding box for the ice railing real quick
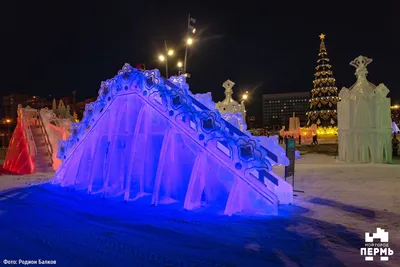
[190,92,248,132]
[39,108,72,138]
[40,108,71,168]
[57,64,288,184]
[36,109,54,163]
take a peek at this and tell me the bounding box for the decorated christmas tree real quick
[306,34,339,128]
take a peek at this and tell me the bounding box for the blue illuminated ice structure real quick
[53,64,293,215]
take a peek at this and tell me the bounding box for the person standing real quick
[311,134,318,145]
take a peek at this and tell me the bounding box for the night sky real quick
[3,1,399,117]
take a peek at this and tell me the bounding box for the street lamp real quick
[242,91,249,101]
[177,61,183,75]
[241,91,249,123]
[183,13,196,75]
[158,41,174,78]
[5,119,11,146]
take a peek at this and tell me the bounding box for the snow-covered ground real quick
[0,154,399,266]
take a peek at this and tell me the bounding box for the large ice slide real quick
[53,65,292,215]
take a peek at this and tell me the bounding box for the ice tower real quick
[338,56,392,163]
[215,80,247,131]
[53,65,293,215]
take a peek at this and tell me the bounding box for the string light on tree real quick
[306,33,339,134]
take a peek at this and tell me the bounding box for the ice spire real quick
[349,55,375,95]
[350,55,373,80]
[215,80,247,130]
[221,80,235,104]
[52,99,57,114]
[58,100,66,118]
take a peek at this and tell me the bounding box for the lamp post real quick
[241,91,249,123]
[5,119,11,146]
[184,38,193,74]
[159,41,174,78]
[183,13,196,75]
[242,91,249,101]
[177,61,183,75]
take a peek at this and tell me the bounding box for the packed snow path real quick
[0,154,399,266]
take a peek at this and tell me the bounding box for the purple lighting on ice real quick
[53,64,293,216]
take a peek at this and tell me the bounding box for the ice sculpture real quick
[53,65,292,216]
[39,108,71,170]
[189,92,215,110]
[3,106,71,174]
[215,80,248,131]
[338,56,392,163]
[392,121,399,133]
[3,105,36,174]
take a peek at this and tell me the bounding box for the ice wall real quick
[53,65,292,215]
[2,117,35,174]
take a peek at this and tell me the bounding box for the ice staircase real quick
[3,107,54,174]
[53,64,293,215]
[29,112,54,172]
